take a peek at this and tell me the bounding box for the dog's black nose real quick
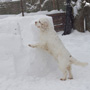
[35,22,37,24]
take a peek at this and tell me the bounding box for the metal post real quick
[62,0,74,35]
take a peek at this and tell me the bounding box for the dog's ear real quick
[43,22,48,28]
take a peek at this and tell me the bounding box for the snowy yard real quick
[0,12,90,90]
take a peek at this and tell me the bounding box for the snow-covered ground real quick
[0,12,90,90]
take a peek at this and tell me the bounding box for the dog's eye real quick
[39,21,41,23]
[39,21,43,25]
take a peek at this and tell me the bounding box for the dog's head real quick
[35,18,50,31]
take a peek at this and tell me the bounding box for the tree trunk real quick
[52,0,56,9]
[63,0,74,35]
[74,9,84,32]
[73,1,85,32]
[40,0,42,10]
[21,0,24,16]
[84,6,90,32]
[56,0,59,10]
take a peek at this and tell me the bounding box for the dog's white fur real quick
[28,18,88,80]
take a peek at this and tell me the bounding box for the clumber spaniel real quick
[28,18,88,80]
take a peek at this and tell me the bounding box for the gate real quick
[47,13,66,32]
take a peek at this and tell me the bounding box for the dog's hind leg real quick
[67,65,73,79]
[60,70,67,81]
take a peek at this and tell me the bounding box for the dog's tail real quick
[70,56,88,67]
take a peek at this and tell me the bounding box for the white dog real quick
[28,18,88,80]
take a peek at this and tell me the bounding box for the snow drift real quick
[0,13,90,90]
[0,15,59,77]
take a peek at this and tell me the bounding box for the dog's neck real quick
[40,26,54,33]
[40,28,48,33]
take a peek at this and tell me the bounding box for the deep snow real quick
[0,12,90,90]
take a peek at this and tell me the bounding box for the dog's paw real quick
[28,44,32,47]
[60,78,66,81]
[68,77,73,80]
[28,44,36,48]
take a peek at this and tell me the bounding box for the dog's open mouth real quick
[35,22,40,28]
[37,26,40,28]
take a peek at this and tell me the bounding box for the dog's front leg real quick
[28,44,38,48]
[28,43,44,49]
